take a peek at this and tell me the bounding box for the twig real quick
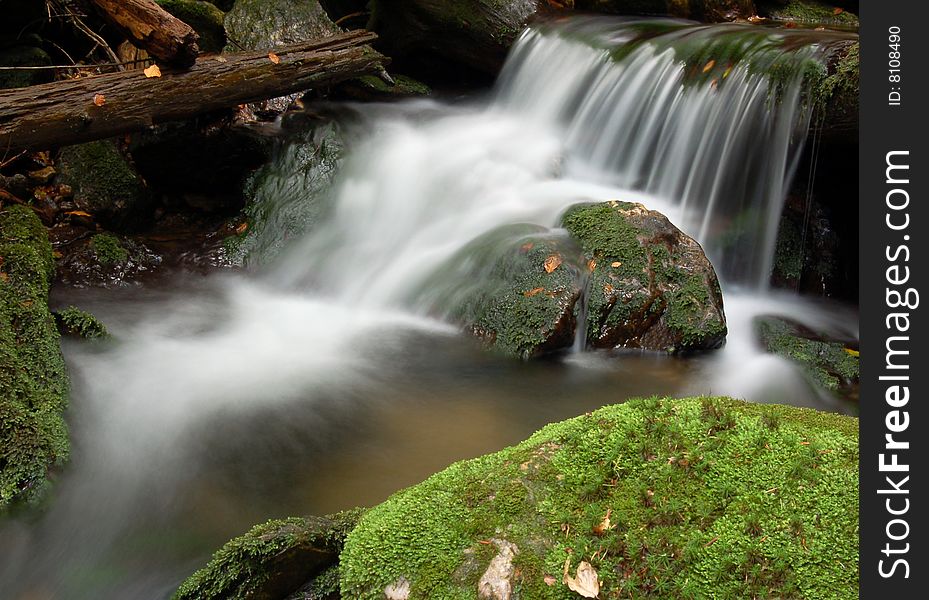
[335,11,368,26]
[0,150,27,170]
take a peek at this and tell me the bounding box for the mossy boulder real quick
[56,140,153,232]
[368,0,547,75]
[174,508,365,600]
[755,315,859,397]
[0,44,53,89]
[423,225,586,359]
[813,40,858,137]
[757,0,859,28]
[576,0,754,22]
[0,205,69,511]
[224,0,340,52]
[563,201,726,353]
[340,396,858,599]
[53,306,109,339]
[156,0,227,53]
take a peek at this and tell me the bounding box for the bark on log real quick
[0,31,385,153]
[89,0,201,67]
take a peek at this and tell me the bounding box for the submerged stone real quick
[0,205,69,511]
[174,508,365,600]
[340,396,858,599]
[562,201,726,353]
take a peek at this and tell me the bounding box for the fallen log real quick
[89,0,200,67]
[0,31,384,153]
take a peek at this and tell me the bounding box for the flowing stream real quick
[1,18,858,599]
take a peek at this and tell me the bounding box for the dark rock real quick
[56,140,154,232]
[813,40,858,140]
[156,0,227,53]
[0,205,69,511]
[0,45,53,90]
[174,508,365,600]
[426,224,586,359]
[563,201,726,353]
[755,315,859,399]
[53,231,162,288]
[577,0,754,21]
[332,73,432,101]
[224,0,341,51]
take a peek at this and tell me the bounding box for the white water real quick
[1,18,857,599]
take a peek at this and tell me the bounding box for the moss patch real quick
[54,306,109,339]
[758,0,859,28]
[174,508,365,600]
[91,233,129,265]
[0,205,69,511]
[340,396,858,599]
[156,0,227,52]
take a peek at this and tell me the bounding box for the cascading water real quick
[0,17,858,600]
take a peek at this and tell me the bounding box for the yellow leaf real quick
[215,56,228,63]
[844,348,859,357]
[144,64,162,78]
[587,259,597,272]
[702,60,715,73]
[610,261,622,268]
[268,52,281,64]
[563,559,600,598]
[722,65,732,78]
[592,508,614,536]
[65,210,92,218]
[544,254,563,274]
[93,94,105,106]
[524,287,545,297]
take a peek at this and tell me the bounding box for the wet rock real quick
[757,0,859,28]
[576,0,754,22]
[53,230,162,288]
[755,315,859,398]
[0,205,69,512]
[812,40,858,140]
[332,74,432,102]
[770,193,845,296]
[56,140,154,232]
[425,224,585,359]
[174,508,365,600]
[340,396,859,599]
[477,539,519,600]
[562,201,726,354]
[53,306,109,339]
[156,0,227,53]
[224,0,341,51]
[368,0,549,75]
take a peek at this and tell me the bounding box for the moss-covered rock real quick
[757,0,859,28]
[562,201,726,353]
[157,0,227,52]
[57,140,153,232]
[0,44,53,89]
[0,205,69,511]
[224,0,340,52]
[53,306,109,339]
[90,233,129,265]
[576,0,754,22]
[334,74,432,101]
[814,40,858,135]
[755,315,859,396]
[174,508,365,600]
[340,396,858,599]
[422,225,586,359]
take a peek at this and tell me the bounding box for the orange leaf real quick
[610,261,622,268]
[235,222,248,235]
[587,259,597,272]
[544,254,563,274]
[268,52,281,64]
[833,7,844,15]
[702,60,715,73]
[143,64,162,78]
[93,94,105,106]
[543,574,557,586]
[524,287,545,297]
[65,210,92,218]
[593,508,614,536]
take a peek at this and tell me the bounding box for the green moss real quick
[756,316,859,393]
[0,205,69,512]
[340,397,858,599]
[354,74,431,96]
[54,306,109,339]
[814,41,858,128]
[156,0,227,52]
[91,233,129,265]
[174,508,365,600]
[760,0,859,27]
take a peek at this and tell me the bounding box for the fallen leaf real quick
[815,26,826,31]
[587,259,597,272]
[65,210,92,218]
[543,574,557,586]
[722,65,732,78]
[833,7,844,15]
[215,56,228,63]
[747,15,763,23]
[524,287,545,297]
[593,508,614,536]
[268,52,281,64]
[93,94,105,106]
[702,60,715,73]
[143,64,162,78]
[563,559,600,598]
[235,222,248,235]
[0,272,8,283]
[544,254,563,274]
[610,261,622,268]
[603,283,615,294]
[521,242,535,252]
[844,348,859,357]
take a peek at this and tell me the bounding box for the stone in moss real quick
[54,306,109,339]
[156,0,227,53]
[0,205,69,512]
[562,201,726,353]
[340,396,858,599]
[755,315,858,395]
[91,233,129,266]
[174,508,365,600]
[57,140,153,232]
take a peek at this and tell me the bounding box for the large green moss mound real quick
[341,397,858,599]
[0,205,69,511]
